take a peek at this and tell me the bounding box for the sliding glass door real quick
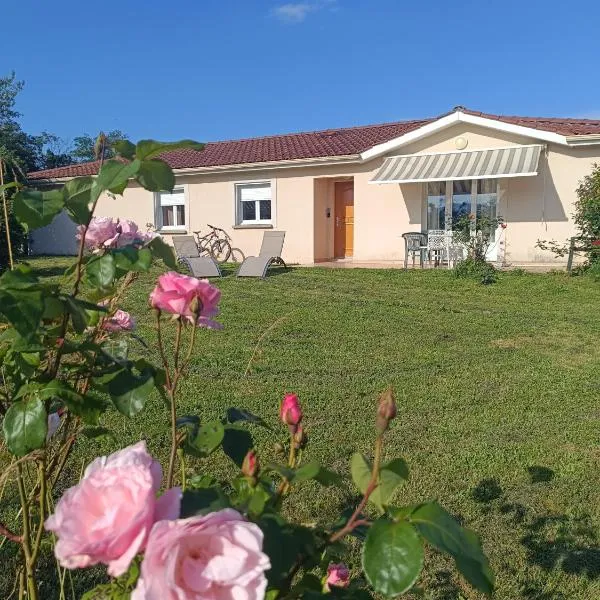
[425,179,499,260]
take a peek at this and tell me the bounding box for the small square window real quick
[156,189,186,229]
[236,183,272,225]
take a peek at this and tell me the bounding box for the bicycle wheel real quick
[210,239,231,263]
[228,247,245,263]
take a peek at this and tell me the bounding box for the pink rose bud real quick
[325,563,350,590]
[376,388,397,434]
[102,309,136,332]
[45,441,181,577]
[131,509,271,600]
[280,393,302,430]
[241,450,259,480]
[149,272,222,329]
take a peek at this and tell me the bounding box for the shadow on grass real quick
[469,467,600,599]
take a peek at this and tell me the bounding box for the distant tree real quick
[71,129,127,162]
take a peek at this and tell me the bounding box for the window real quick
[236,182,272,225]
[426,182,446,230]
[157,188,186,230]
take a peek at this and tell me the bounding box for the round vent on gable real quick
[455,136,468,150]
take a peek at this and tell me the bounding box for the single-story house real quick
[27,106,600,265]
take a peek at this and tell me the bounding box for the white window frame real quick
[155,186,188,231]
[234,181,274,226]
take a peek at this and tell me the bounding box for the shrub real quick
[454,257,498,284]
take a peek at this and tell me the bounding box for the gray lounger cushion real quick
[173,236,200,258]
[184,256,222,278]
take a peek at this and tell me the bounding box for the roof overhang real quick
[360,111,570,161]
[29,154,361,184]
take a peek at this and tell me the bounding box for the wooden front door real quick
[334,182,354,258]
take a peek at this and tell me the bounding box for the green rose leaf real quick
[351,453,408,511]
[135,139,204,161]
[185,420,225,458]
[104,368,154,417]
[0,268,44,338]
[410,502,494,595]
[294,461,343,487]
[2,398,47,456]
[12,188,65,229]
[86,253,116,289]
[63,176,94,224]
[112,139,136,160]
[64,296,92,333]
[226,407,271,429]
[91,159,141,201]
[148,236,178,269]
[362,518,424,597]
[0,289,44,339]
[136,159,175,192]
[0,181,19,193]
[113,247,152,274]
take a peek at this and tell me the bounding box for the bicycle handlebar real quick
[207,224,231,240]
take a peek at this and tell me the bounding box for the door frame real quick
[334,181,354,258]
[423,179,501,261]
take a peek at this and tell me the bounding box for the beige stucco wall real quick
[84,121,600,265]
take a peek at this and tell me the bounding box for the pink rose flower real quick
[115,219,152,248]
[325,563,350,590]
[132,509,271,600]
[149,271,222,328]
[102,309,136,332]
[45,441,181,577]
[77,217,119,250]
[280,393,302,428]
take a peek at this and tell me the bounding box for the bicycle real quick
[193,224,245,264]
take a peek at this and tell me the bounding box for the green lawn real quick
[3,257,600,599]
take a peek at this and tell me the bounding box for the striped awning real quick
[370,144,543,184]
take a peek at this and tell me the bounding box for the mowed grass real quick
[3,256,600,599]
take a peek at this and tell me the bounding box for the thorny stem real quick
[0,159,14,270]
[31,457,47,565]
[329,434,383,543]
[155,312,172,389]
[166,386,179,489]
[166,320,198,488]
[16,464,37,600]
[276,430,299,496]
[165,321,185,489]
[178,448,187,491]
[173,319,183,371]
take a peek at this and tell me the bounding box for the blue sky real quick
[3,0,600,145]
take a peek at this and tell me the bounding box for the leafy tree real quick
[71,129,127,162]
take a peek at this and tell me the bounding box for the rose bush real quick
[0,134,494,600]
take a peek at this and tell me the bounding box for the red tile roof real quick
[28,108,600,180]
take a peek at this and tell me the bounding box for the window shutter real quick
[239,184,271,201]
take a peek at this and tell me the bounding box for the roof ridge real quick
[462,107,600,125]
